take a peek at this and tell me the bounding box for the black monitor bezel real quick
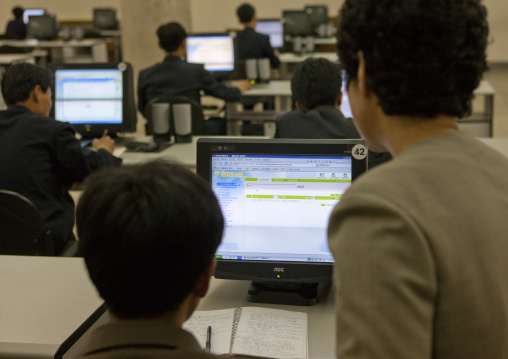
[26,14,58,40]
[196,138,367,284]
[186,32,236,77]
[282,10,313,37]
[50,62,136,138]
[93,8,118,30]
[255,18,285,49]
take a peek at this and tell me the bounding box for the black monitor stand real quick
[247,281,321,306]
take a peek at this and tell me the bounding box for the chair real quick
[144,96,209,142]
[0,189,55,256]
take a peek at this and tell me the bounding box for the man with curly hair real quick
[327,0,508,358]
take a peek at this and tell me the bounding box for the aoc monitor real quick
[26,14,58,40]
[23,9,45,24]
[186,33,236,77]
[282,10,313,37]
[255,19,284,48]
[197,138,368,305]
[93,8,118,30]
[51,62,137,138]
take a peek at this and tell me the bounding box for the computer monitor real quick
[186,33,235,76]
[197,138,368,305]
[23,9,45,24]
[340,71,353,118]
[26,15,58,40]
[93,8,118,30]
[282,10,313,37]
[255,19,284,48]
[51,62,137,138]
[305,5,329,28]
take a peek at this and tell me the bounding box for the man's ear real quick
[193,259,216,298]
[32,85,43,103]
[357,51,369,98]
[336,91,343,107]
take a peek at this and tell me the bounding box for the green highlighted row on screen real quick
[246,195,342,200]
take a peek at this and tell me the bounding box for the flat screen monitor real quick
[282,10,313,37]
[51,62,137,138]
[255,19,284,48]
[340,71,353,118]
[186,33,235,73]
[93,8,118,30]
[305,5,329,28]
[23,9,45,24]
[26,15,57,40]
[197,138,368,305]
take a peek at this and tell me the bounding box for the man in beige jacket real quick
[328,0,508,358]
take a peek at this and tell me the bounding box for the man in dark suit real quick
[236,3,280,67]
[5,7,26,40]
[137,22,250,117]
[76,161,223,358]
[275,57,391,168]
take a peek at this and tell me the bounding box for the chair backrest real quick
[144,96,207,141]
[0,189,55,256]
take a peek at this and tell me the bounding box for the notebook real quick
[183,307,308,358]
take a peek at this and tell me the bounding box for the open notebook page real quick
[232,307,308,359]
[183,308,235,355]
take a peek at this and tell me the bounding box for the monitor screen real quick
[305,6,329,27]
[26,15,57,40]
[93,8,118,30]
[186,34,235,72]
[282,10,313,37]
[23,9,45,24]
[255,19,284,48]
[340,71,353,118]
[51,62,136,137]
[197,138,368,304]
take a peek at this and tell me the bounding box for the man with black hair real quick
[76,161,223,358]
[236,3,279,67]
[0,62,121,255]
[327,0,508,358]
[275,57,391,168]
[137,22,250,117]
[5,6,26,39]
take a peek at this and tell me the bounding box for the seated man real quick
[236,3,280,67]
[275,57,391,168]
[5,7,26,40]
[0,63,121,255]
[137,22,250,116]
[328,0,508,357]
[76,161,223,358]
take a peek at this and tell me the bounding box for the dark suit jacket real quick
[0,105,122,254]
[275,105,392,168]
[5,19,26,39]
[78,321,218,359]
[137,55,241,115]
[237,27,280,67]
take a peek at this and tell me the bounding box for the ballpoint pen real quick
[206,325,212,353]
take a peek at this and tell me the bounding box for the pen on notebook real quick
[206,325,212,353]
[101,129,108,138]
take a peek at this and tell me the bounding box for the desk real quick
[0,255,103,359]
[458,80,495,137]
[225,81,292,135]
[0,53,35,65]
[279,52,338,78]
[198,279,335,359]
[0,39,108,63]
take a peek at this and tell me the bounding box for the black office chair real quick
[0,189,55,256]
[144,96,225,140]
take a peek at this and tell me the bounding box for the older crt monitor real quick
[186,33,235,73]
[255,19,284,48]
[93,8,118,30]
[282,10,313,37]
[26,14,58,40]
[197,138,368,305]
[51,62,136,138]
